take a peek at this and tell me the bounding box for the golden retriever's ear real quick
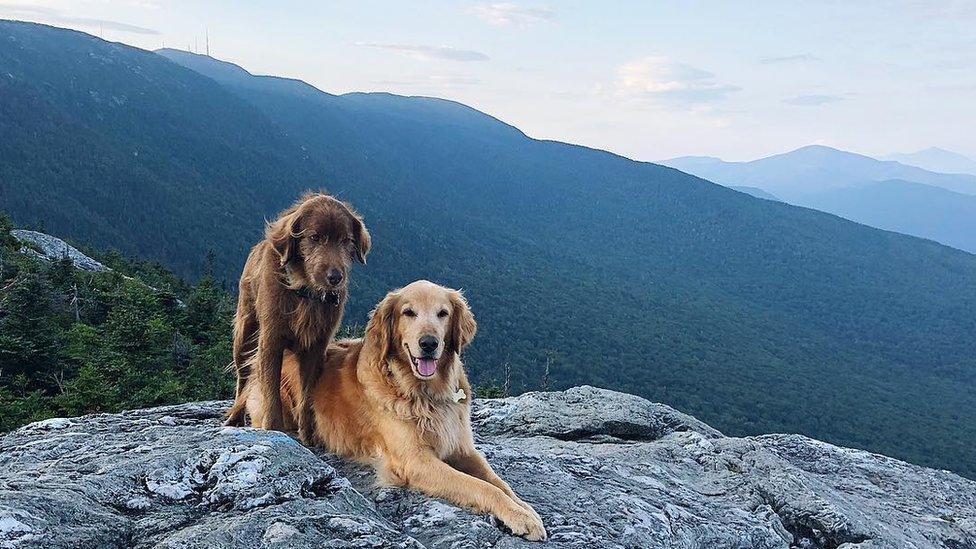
[448,290,477,355]
[338,200,371,265]
[364,291,398,363]
[267,207,302,268]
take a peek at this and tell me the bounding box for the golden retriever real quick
[225,192,370,443]
[244,280,547,541]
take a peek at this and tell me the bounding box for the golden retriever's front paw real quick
[514,497,543,525]
[498,502,547,541]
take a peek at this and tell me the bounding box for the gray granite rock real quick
[11,230,108,272]
[1,385,973,548]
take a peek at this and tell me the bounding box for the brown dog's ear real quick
[337,200,371,265]
[352,214,371,265]
[267,207,303,268]
[364,291,398,365]
[448,290,477,356]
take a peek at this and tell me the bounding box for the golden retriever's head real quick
[267,192,370,296]
[365,280,476,381]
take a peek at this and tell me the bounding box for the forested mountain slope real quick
[2,21,975,477]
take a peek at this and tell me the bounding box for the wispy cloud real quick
[472,3,556,27]
[0,3,159,35]
[355,42,489,62]
[783,94,843,106]
[760,53,820,65]
[129,1,163,9]
[615,56,740,104]
[899,0,976,20]
[372,74,482,90]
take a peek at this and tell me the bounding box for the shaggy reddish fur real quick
[224,192,370,442]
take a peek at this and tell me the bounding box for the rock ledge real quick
[1,385,974,548]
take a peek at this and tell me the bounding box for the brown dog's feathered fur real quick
[243,280,547,541]
[225,192,370,442]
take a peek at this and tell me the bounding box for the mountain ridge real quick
[3,20,976,478]
[662,145,976,252]
[884,147,976,176]
[662,144,976,197]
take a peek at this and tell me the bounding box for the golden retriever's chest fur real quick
[388,395,467,459]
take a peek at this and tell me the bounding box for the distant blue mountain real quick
[663,145,976,198]
[729,186,780,201]
[883,147,976,176]
[801,180,976,254]
[663,146,976,253]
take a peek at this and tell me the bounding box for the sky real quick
[2,0,974,161]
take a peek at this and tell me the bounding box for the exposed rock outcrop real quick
[11,230,108,272]
[1,386,973,548]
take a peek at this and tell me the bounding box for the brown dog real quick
[225,192,370,443]
[244,280,547,541]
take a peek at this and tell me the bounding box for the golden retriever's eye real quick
[403,308,417,318]
[308,233,321,243]
[437,309,449,318]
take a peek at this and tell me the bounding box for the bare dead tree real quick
[51,370,67,394]
[70,283,81,322]
[502,361,511,397]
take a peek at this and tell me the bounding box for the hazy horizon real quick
[4,1,974,162]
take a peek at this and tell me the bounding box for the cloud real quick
[0,3,159,35]
[472,3,556,27]
[615,56,740,104]
[899,0,976,20]
[783,94,843,106]
[355,42,489,62]
[760,54,820,65]
[372,74,482,90]
[129,0,163,9]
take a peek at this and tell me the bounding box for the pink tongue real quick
[417,358,437,377]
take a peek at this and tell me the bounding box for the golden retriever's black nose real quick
[419,335,439,355]
[327,268,343,286]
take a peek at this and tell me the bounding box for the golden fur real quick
[244,280,547,541]
[226,192,370,443]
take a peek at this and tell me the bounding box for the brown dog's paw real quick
[497,502,547,541]
[260,407,286,431]
[297,424,316,445]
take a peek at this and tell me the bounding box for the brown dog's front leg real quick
[295,349,322,444]
[257,333,285,431]
[225,311,259,426]
[394,451,547,541]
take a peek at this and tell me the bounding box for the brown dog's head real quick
[267,192,370,295]
[365,280,477,381]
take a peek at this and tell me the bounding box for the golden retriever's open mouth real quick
[406,345,438,379]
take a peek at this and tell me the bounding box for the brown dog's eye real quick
[437,309,449,318]
[403,309,417,318]
[309,234,321,243]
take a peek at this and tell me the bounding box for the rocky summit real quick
[1,386,973,548]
